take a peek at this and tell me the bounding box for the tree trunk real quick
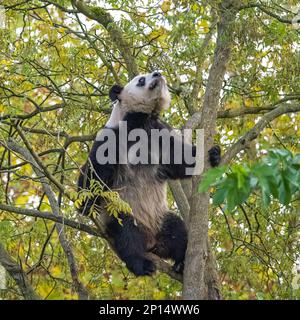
[183,0,238,299]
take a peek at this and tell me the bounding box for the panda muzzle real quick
[149,79,160,90]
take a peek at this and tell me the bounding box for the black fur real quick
[208,145,221,167]
[109,85,123,101]
[153,212,187,273]
[78,110,221,276]
[106,213,156,276]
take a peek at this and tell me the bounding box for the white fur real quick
[119,72,171,114]
[100,72,171,235]
[117,165,168,239]
[105,102,125,128]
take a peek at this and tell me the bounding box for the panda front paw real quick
[126,256,156,276]
[208,145,221,167]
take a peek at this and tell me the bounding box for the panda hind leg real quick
[106,213,156,276]
[153,212,187,274]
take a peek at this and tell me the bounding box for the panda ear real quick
[109,85,123,102]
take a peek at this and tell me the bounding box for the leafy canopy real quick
[199,149,300,210]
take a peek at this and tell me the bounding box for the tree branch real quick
[0,103,65,121]
[239,3,297,24]
[40,0,79,14]
[71,0,138,78]
[2,141,182,284]
[0,242,41,300]
[8,126,71,200]
[222,103,300,164]
[0,203,101,237]
[5,138,90,300]
[217,95,300,118]
[168,180,190,222]
[183,0,240,300]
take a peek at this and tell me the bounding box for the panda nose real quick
[152,71,161,78]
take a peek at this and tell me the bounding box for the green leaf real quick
[212,185,228,206]
[292,153,300,164]
[278,173,292,205]
[203,150,299,209]
[198,165,228,193]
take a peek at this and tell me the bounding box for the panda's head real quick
[109,71,171,114]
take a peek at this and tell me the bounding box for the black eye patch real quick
[137,77,145,87]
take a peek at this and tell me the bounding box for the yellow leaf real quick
[0,104,6,113]
[153,290,166,300]
[224,100,240,110]
[161,0,171,13]
[148,27,168,42]
[264,128,273,135]
[18,245,24,257]
[244,98,252,107]
[198,19,209,33]
[191,3,199,11]
[15,195,29,205]
[22,82,34,91]
[198,20,208,28]
[19,163,32,176]
[0,59,12,66]
[57,27,65,33]
[280,114,290,122]
[136,12,146,22]
[51,266,61,277]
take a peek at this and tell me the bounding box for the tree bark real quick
[6,137,90,300]
[0,243,41,300]
[183,0,239,300]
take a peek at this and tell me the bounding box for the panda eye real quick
[137,77,146,87]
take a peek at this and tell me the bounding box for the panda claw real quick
[208,145,221,167]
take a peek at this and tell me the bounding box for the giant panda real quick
[78,71,221,276]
